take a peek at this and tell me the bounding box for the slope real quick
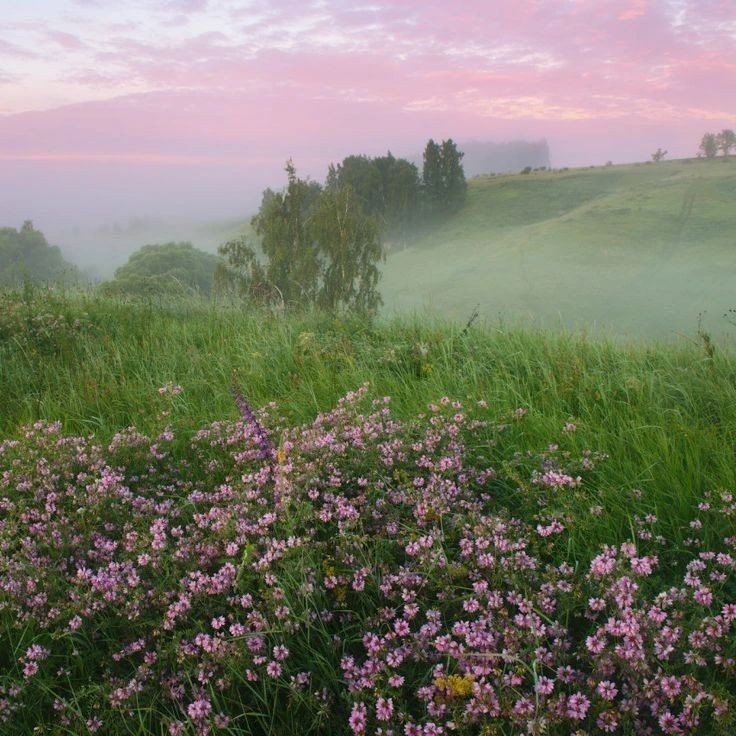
[380,158,736,339]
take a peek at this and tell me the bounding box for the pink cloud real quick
[47,31,86,50]
[0,38,37,58]
[619,0,650,21]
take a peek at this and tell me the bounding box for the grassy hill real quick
[381,158,736,339]
[2,291,736,734]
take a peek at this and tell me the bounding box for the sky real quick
[1,0,735,233]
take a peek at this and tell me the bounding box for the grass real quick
[381,157,736,338]
[1,289,735,733]
[2,287,735,555]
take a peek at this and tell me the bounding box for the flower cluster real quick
[0,389,733,735]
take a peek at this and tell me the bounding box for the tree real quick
[378,154,421,238]
[699,133,719,159]
[440,138,467,210]
[421,138,467,212]
[0,221,77,286]
[328,152,421,237]
[216,162,384,313]
[228,160,323,306]
[422,139,443,207]
[717,129,736,156]
[311,184,384,313]
[328,155,384,217]
[101,242,218,297]
[651,148,667,162]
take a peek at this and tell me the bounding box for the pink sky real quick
[1,0,735,229]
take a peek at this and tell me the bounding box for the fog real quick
[2,117,711,261]
[0,139,559,277]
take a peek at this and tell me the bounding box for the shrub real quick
[101,243,219,297]
[0,389,733,734]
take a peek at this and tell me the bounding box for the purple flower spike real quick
[230,382,275,462]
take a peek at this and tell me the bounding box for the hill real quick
[2,291,736,734]
[381,158,736,339]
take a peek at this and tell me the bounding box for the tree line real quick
[0,221,77,287]
[699,129,735,158]
[215,138,467,312]
[1,139,467,313]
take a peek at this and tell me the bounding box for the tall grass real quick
[2,287,735,558]
[2,287,736,734]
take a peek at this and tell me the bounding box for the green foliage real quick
[422,138,467,211]
[101,242,219,297]
[440,138,468,209]
[216,161,383,312]
[421,138,443,205]
[0,286,94,358]
[327,155,383,215]
[0,221,77,286]
[327,152,421,237]
[718,129,736,156]
[699,130,735,159]
[311,184,383,312]
[699,132,719,158]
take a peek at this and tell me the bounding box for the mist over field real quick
[0,140,553,276]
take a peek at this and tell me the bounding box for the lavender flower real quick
[230,381,276,461]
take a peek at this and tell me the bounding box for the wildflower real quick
[230,382,275,461]
[266,661,282,678]
[596,681,618,700]
[566,693,590,720]
[187,699,212,721]
[349,702,367,735]
[376,697,394,721]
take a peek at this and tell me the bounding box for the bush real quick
[0,388,733,735]
[101,243,219,297]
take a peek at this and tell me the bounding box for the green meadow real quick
[2,289,735,556]
[382,158,736,338]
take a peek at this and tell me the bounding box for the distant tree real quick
[422,139,443,207]
[374,153,421,235]
[328,152,421,239]
[651,148,667,162]
[422,138,467,212]
[0,221,77,286]
[328,155,384,217]
[440,139,467,211]
[717,129,736,156]
[699,133,719,159]
[216,162,383,312]
[101,242,218,297]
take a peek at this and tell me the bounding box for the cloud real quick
[0,0,734,203]
[47,31,87,50]
[162,0,209,13]
[0,38,36,58]
[619,0,650,21]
